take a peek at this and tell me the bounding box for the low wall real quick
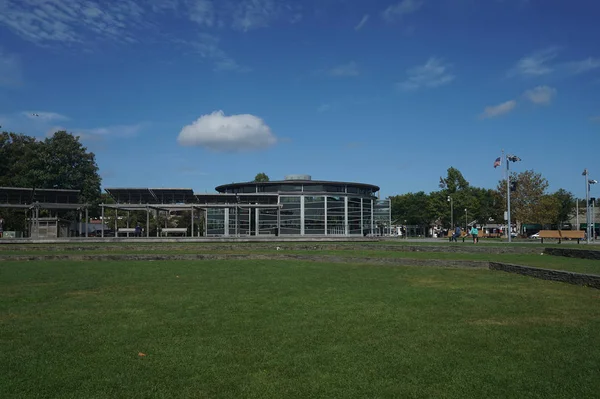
[489,262,600,290]
[544,248,600,261]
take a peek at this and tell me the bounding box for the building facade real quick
[208,175,390,237]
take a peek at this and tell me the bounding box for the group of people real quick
[451,224,479,243]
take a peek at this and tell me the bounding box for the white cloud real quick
[329,61,359,77]
[0,49,22,87]
[523,86,556,105]
[188,0,216,27]
[566,57,600,75]
[480,100,517,119]
[509,48,559,77]
[22,111,70,122]
[177,110,277,152]
[355,14,370,31]
[177,34,250,73]
[382,0,424,22]
[397,57,454,90]
[317,104,333,113]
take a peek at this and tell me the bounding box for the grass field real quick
[1,259,599,398]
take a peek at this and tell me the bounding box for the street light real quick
[506,154,521,243]
[465,208,468,231]
[585,174,597,243]
[447,196,453,229]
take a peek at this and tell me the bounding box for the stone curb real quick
[489,262,600,290]
[0,253,487,269]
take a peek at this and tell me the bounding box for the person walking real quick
[470,224,479,244]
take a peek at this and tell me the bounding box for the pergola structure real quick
[102,188,282,238]
[0,187,88,238]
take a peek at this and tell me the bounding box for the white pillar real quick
[300,196,305,236]
[360,198,364,236]
[224,208,230,237]
[324,196,328,235]
[344,196,349,236]
[255,207,259,236]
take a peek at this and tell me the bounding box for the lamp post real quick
[584,173,597,243]
[447,196,453,229]
[506,154,521,243]
[465,208,468,231]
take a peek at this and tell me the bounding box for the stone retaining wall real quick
[0,253,487,269]
[0,243,541,254]
[544,248,600,261]
[489,262,600,290]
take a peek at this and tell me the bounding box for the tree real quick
[552,188,575,226]
[497,170,549,226]
[391,191,434,234]
[254,172,270,182]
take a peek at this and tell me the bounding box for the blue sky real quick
[0,0,599,198]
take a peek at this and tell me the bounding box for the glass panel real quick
[302,184,324,192]
[362,199,372,235]
[327,196,345,235]
[324,185,345,193]
[348,197,362,235]
[278,185,302,192]
[304,196,325,235]
[258,209,278,235]
[207,208,225,236]
[280,196,301,235]
[347,186,360,194]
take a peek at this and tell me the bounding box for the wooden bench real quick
[447,230,468,242]
[538,230,584,244]
[560,230,585,244]
[161,227,187,237]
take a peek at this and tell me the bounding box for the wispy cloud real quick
[480,100,517,119]
[317,104,334,113]
[590,116,600,123]
[397,57,454,90]
[0,49,22,87]
[230,0,300,32]
[179,34,250,72]
[22,111,70,122]
[47,123,147,142]
[329,61,359,77]
[382,0,424,22]
[565,57,600,75]
[509,48,559,77]
[355,14,370,31]
[523,86,556,105]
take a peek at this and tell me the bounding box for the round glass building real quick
[212,175,390,236]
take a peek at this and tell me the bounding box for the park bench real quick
[117,228,137,237]
[447,230,468,242]
[559,230,585,244]
[161,227,188,237]
[538,230,562,243]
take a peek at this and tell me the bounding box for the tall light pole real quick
[585,173,598,244]
[465,208,468,231]
[447,196,453,229]
[506,154,521,243]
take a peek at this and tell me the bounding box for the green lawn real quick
[1,260,599,398]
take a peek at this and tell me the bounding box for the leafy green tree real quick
[497,170,549,225]
[254,173,270,182]
[552,189,575,226]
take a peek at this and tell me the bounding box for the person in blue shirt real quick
[453,225,461,242]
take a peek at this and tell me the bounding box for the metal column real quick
[324,196,328,235]
[85,207,88,238]
[101,206,104,238]
[300,196,305,236]
[360,198,363,236]
[191,207,194,238]
[344,196,349,236]
[146,207,150,238]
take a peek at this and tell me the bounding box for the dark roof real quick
[215,180,380,193]
[0,187,81,206]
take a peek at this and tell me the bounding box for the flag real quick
[493,157,501,168]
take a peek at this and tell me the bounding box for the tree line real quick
[391,167,577,234]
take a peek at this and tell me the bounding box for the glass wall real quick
[304,196,325,235]
[258,209,278,235]
[207,208,225,236]
[373,199,392,234]
[280,196,301,235]
[362,199,373,235]
[348,197,362,235]
[327,196,345,235]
